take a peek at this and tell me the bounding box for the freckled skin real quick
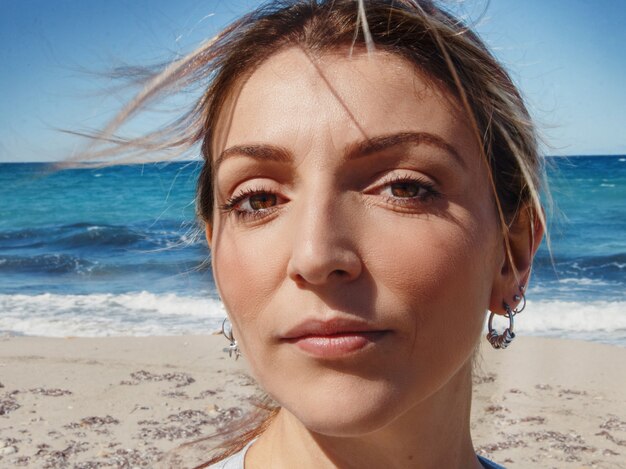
[208,47,510,468]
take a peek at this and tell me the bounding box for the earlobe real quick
[489,205,544,314]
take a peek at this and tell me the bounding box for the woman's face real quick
[209,47,505,435]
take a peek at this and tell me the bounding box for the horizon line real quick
[1,153,625,164]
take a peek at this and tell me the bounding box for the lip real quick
[281,318,389,358]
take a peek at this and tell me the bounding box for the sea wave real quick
[534,252,626,271]
[0,253,208,278]
[0,292,223,337]
[515,299,626,331]
[54,224,146,248]
[0,253,97,274]
[531,252,626,291]
[492,300,626,346]
[0,222,203,251]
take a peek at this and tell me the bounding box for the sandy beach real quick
[0,335,624,468]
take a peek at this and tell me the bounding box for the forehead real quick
[212,46,473,162]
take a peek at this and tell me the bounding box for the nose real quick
[287,196,362,286]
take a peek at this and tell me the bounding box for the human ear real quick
[205,222,213,249]
[489,205,544,314]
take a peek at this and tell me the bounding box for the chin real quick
[275,378,407,437]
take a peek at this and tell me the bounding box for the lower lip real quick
[286,331,387,358]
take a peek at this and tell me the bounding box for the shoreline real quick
[1,335,625,468]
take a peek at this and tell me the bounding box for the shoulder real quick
[478,454,507,469]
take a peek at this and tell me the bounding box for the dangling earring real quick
[221,317,241,360]
[487,285,525,350]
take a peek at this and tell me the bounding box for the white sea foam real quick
[556,277,612,287]
[492,300,626,346]
[1,294,625,346]
[0,292,224,337]
[516,300,626,332]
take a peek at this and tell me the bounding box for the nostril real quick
[331,269,348,278]
[291,268,350,286]
[292,272,309,286]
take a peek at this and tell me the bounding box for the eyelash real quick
[219,175,441,220]
[376,174,441,205]
[218,186,281,220]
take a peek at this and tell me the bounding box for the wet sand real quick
[0,335,624,468]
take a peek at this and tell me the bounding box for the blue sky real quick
[1,0,624,162]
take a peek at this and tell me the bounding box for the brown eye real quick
[390,182,420,198]
[248,193,277,210]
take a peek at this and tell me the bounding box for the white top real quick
[206,439,505,468]
[206,439,255,469]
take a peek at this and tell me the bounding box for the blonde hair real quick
[74,1,548,465]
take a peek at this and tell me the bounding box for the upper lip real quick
[281,318,384,339]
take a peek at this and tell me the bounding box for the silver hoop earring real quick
[486,304,515,349]
[221,317,241,360]
[486,286,525,350]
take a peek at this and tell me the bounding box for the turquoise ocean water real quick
[0,157,624,344]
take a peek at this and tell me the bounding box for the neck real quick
[247,360,483,469]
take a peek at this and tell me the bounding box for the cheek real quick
[211,223,286,337]
[375,219,495,298]
[367,209,500,347]
[358,212,499,402]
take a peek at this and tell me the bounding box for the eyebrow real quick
[215,131,465,171]
[215,144,292,172]
[346,131,465,168]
